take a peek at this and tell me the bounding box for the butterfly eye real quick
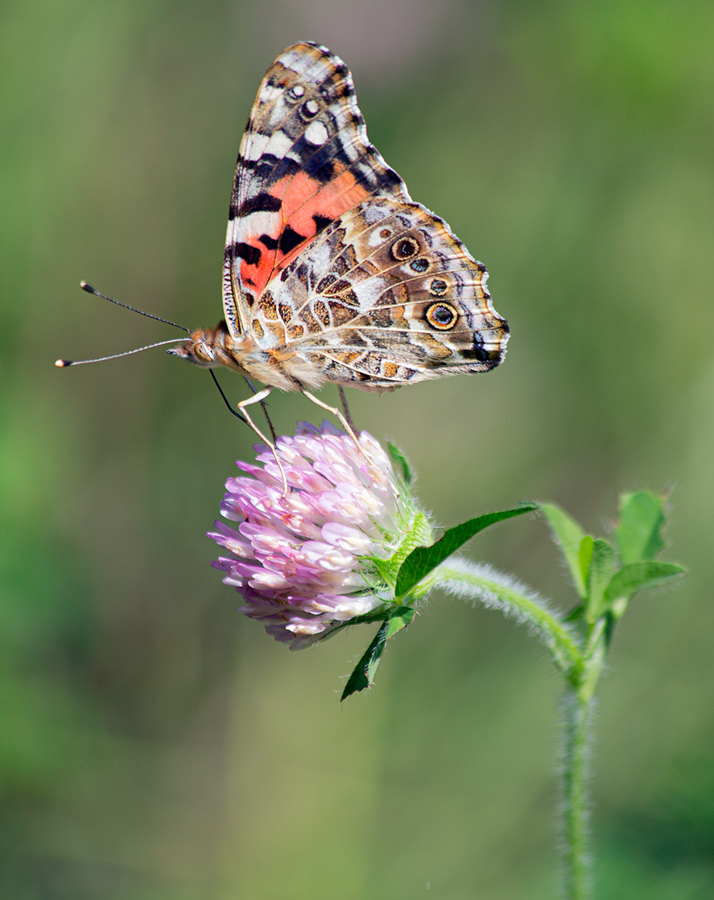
[429,278,448,296]
[300,99,320,119]
[392,236,419,260]
[410,257,429,273]
[425,302,458,330]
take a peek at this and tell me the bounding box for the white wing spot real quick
[242,132,270,161]
[242,210,280,235]
[266,130,294,159]
[304,120,329,145]
[259,85,283,103]
[363,204,391,225]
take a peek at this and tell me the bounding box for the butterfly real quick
[169,42,509,471]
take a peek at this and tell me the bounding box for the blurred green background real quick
[2,0,713,897]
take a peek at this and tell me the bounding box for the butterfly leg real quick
[243,376,277,443]
[301,389,362,449]
[300,389,395,492]
[337,385,357,433]
[236,388,289,496]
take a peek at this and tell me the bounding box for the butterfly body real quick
[169,41,509,398]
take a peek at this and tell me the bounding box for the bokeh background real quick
[2,1,713,897]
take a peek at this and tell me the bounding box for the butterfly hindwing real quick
[254,197,508,389]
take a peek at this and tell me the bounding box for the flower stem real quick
[431,560,582,681]
[431,557,597,897]
[560,686,593,900]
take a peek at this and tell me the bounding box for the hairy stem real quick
[431,559,583,682]
[430,557,594,896]
[560,686,593,899]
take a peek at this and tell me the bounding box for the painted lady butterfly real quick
[169,42,509,455]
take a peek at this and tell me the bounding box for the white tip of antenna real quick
[80,281,93,292]
[55,359,71,367]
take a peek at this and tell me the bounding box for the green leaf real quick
[387,442,412,486]
[615,492,666,565]
[539,503,588,599]
[585,538,616,621]
[395,503,537,598]
[341,608,415,701]
[604,561,686,604]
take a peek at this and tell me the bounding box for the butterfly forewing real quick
[223,42,410,338]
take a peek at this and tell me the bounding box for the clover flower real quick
[209,422,428,648]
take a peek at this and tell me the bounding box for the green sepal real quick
[395,503,537,599]
[539,503,588,599]
[585,538,617,622]
[372,511,432,589]
[615,491,666,565]
[341,607,415,701]
[387,442,413,486]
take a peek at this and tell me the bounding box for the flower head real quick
[209,422,428,648]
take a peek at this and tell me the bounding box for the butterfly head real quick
[167,322,231,368]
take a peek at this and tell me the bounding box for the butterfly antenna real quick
[79,281,191,333]
[56,338,189,367]
[56,281,193,367]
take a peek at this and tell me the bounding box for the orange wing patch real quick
[237,168,370,298]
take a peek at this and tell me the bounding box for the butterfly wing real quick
[259,196,509,390]
[223,41,409,339]
[223,42,508,391]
